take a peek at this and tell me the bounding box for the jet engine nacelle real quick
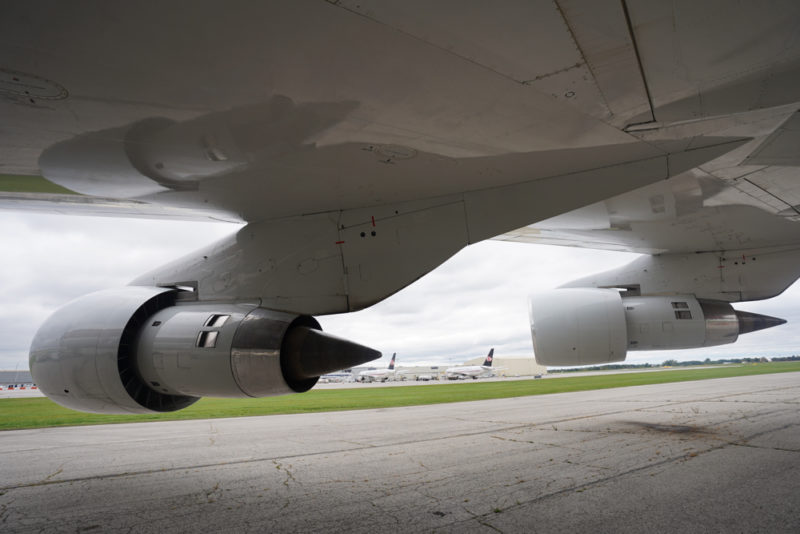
[529,289,785,366]
[30,287,380,414]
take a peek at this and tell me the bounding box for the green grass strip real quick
[0,174,78,195]
[2,361,798,431]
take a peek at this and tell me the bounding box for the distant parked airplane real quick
[358,354,396,383]
[445,349,497,380]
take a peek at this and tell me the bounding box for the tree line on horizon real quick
[549,355,800,373]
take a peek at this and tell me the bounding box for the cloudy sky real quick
[2,211,799,371]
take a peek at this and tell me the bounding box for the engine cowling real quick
[29,287,380,414]
[528,289,785,366]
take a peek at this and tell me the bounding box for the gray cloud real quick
[0,213,236,368]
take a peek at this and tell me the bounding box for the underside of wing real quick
[5,1,800,412]
[497,112,800,256]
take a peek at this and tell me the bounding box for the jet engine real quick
[528,288,785,366]
[29,287,380,414]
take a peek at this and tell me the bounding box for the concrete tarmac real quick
[1,373,798,533]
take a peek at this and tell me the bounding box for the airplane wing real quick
[498,111,800,257]
[4,2,800,413]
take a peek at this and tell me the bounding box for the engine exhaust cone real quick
[282,326,381,382]
[736,310,787,335]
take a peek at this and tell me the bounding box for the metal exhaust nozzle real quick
[282,326,381,382]
[736,310,787,335]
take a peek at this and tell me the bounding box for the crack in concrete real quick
[459,498,507,533]
[478,515,506,533]
[208,422,219,446]
[202,482,223,503]
[0,497,14,524]
[272,459,299,509]
[734,442,799,453]
[42,465,64,482]
[368,498,403,527]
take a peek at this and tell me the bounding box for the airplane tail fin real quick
[482,348,494,367]
[388,353,396,370]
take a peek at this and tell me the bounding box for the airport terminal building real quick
[0,370,33,386]
[460,356,547,377]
